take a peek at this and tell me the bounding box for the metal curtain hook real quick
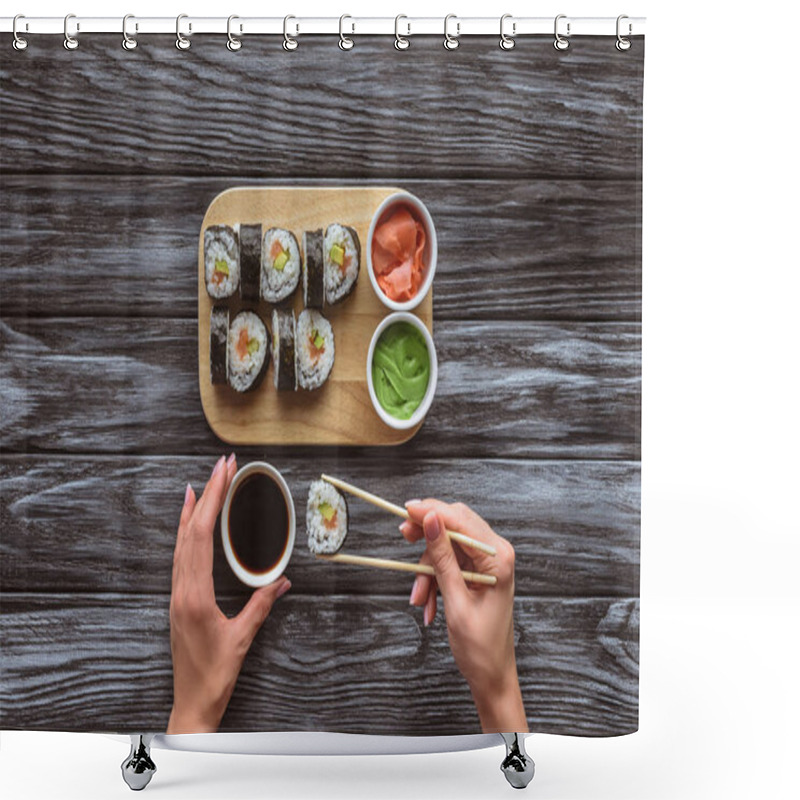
[283,15,298,50]
[176,14,191,50]
[12,14,28,51]
[394,15,410,50]
[443,14,459,50]
[64,13,79,50]
[499,14,515,50]
[616,14,632,51]
[554,14,570,51]
[227,15,242,51]
[339,14,354,50]
[122,14,137,50]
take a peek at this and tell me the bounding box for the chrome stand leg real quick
[500,732,535,789]
[121,734,157,791]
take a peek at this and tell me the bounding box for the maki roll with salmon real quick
[228,310,270,393]
[306,480,348,555]
[271,308,297,391]
[302,229,325,309]
[239,224,261,303]
[324,223,360,305]
[262,228,301,304]
[210,305,229,385]
[204,224,239,299]
[296,309,334,390]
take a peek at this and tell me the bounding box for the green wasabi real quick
[371,322,430,420]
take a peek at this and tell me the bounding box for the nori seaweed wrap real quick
[210,305,229,385]
[302,229,325,309]
[239,223,261,303]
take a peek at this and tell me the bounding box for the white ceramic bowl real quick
[221,461,295,588]
[366,191,437,312]
[366,312,438,430]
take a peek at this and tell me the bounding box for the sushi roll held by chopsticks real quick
[307,479,349,555]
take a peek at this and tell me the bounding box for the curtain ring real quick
[554,14,570,51]
[227,15,242,51]
[63,13,79,50]
[394,15,410,50]
[283,15,298,50]
[176,14,191,50]
[499,14,515,50]
[339,14,354,50]
[12,15,28,51]
[616,15,632,51]
[443,14,459,50]
[122,14,138,50]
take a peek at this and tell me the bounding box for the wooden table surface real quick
[0,36,643,737]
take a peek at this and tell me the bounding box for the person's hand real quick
[167,454,291,734]
[401,499,527,734]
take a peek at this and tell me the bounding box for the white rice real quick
[324,223,360,304]
[261,228,301,303]
[296,309,334,391]
[204,225,240,299]
[228,311,268,393]
[306,480,348,555]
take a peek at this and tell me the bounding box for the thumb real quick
[423,511,467,602]
[234,577,291,645]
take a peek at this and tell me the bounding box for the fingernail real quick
[399,521,410,536]
[276,579,291,598]
[423,606,431,626]
[184,483,192,505]
[409,576,420,605]
[424,512,442,542]
[226,452,236,467]
[405,499,422,507]
[212,455,225,476]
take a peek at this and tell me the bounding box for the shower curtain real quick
[0,32,642,738]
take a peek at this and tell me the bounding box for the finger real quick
[234,577,292,646]
[423,578,438,626]
[399,519,424,543]
[193,454,233,533]
[178,483,196,532]
[409,551,433,606]
[406,498,503,557]
[422,511,468,602]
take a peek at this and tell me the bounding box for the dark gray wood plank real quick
[0,36,644,179]
[0,456,639,597]
[0,593,638,736]
[0,177,641,321]
[0,317,641,459]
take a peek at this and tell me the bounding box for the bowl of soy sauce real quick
[221,461,295,587]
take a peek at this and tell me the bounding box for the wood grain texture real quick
[0,177,641,321]
[0,317,640,459]
[0,456,639,597]
[0,36,644,179]
[197,187,432,446]
[0,593,639,736]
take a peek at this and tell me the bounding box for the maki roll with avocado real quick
[228,310,270,393]
[271,308,297,391]
[204,224,239,299]
[296,309,334,390]
[302,229,325,309]
[210,305,229,386]
[262,228,301,304]
[239,223,261,303]
[306,480,348,555]
[324,223,360,305]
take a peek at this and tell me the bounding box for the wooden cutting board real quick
[198,187,434,446]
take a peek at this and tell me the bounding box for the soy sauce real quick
[228,472,289,574]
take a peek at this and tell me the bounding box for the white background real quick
[2,1,798,798]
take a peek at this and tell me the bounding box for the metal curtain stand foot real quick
[121,734,157,791]
[500,732,535,789]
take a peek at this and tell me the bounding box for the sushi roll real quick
[204,224,239,299]
[239,223,261,303]
[302,229,325,309]
[262,228,301,304]
[271,308,297,391]
[324,223,360,305]
[296,309,334,391]
[210,305,229,386]
[306,480,348,555]
[228,310,270,393]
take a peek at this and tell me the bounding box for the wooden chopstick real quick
[317,553,497,586]
[321,474,497,557]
